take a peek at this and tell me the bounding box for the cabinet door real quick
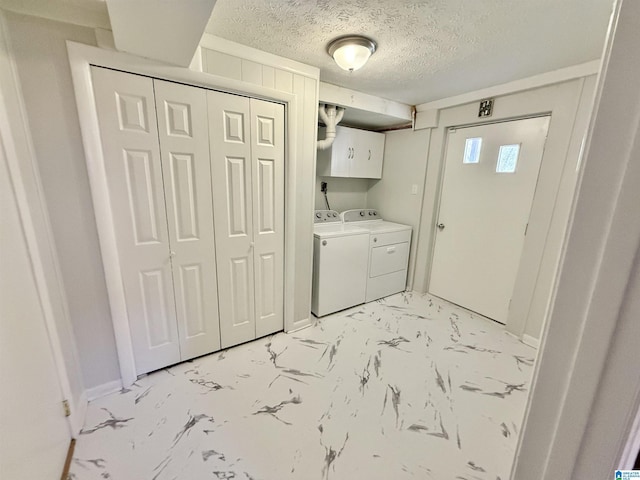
[365,130,385,178]
[154,79,221,360]
[208,91,256,349]
[92,67,180,374]
[350,129,385,179]
[329,125,352,177]
[249,98,285,338]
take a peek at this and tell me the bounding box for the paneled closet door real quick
[249,99,285,338]
[207,91,256,348]
[154,80,221,360]
[91,67,180,374]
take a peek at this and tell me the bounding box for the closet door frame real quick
[68,42,303,386]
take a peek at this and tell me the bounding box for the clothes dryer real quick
[341,209,412,302]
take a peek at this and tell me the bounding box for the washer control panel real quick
[314,210,341,223]
[341,209,381,223]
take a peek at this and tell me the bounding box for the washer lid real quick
[313,223,369,238]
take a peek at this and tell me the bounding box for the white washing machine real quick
[311,210,369,317]
[341,209,412,302]
[311,210,370,317]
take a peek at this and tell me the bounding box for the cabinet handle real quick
[368,149,371,161]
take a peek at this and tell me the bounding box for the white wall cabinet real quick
[317,125,385,179]
[92,67,284,374]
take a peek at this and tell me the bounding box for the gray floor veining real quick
[70,292,535,480]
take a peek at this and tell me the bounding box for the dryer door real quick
[370,242,410,277]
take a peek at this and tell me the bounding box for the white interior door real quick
[429,116,550,324]
[92,67,180,373]
[208,90,256,348]
[249,98,284,338]
[154,79,221,360]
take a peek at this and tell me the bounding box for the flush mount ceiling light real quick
[327,35,377,72]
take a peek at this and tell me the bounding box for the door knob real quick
[437,223,445,231]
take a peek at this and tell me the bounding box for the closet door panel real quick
[154,80,221,360]
[208,91,256,348]
[91,67,180,374]
[250,99,285,337]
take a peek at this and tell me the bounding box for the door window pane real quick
[497,144,520,173]
[463,137,482,164]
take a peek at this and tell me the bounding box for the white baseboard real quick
[85,379,123,402]
[287,321,313,334]
[522,334,540,349]
[286,317,312,334]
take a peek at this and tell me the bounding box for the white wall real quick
[1,9,87,431]
[4,12,120,388]
[513,1,640,476]
[0,132,71,479]
[367,129,431,290]
[315,176,369,212]
[521,75,597,340]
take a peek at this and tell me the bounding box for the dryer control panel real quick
[341,209,380,222]
[314,210,341,223]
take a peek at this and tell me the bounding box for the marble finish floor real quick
[70,293,535,480]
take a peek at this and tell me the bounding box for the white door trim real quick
[0,14,86,436]
[67,41,300,386]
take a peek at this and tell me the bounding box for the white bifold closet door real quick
[207,91,285,348]
[92,67,180,374]
[153,79,221,360]
[92,68,220,374]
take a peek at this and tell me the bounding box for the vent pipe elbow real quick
[317,104,345,150]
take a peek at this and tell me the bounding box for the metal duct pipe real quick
[317,104,345,150]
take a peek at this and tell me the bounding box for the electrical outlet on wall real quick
[321,181,328,193]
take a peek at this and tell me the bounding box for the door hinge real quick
[63,399,71,417]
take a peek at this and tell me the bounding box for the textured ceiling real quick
[206,0,614,106]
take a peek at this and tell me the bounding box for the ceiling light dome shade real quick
[328,36,377,71]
